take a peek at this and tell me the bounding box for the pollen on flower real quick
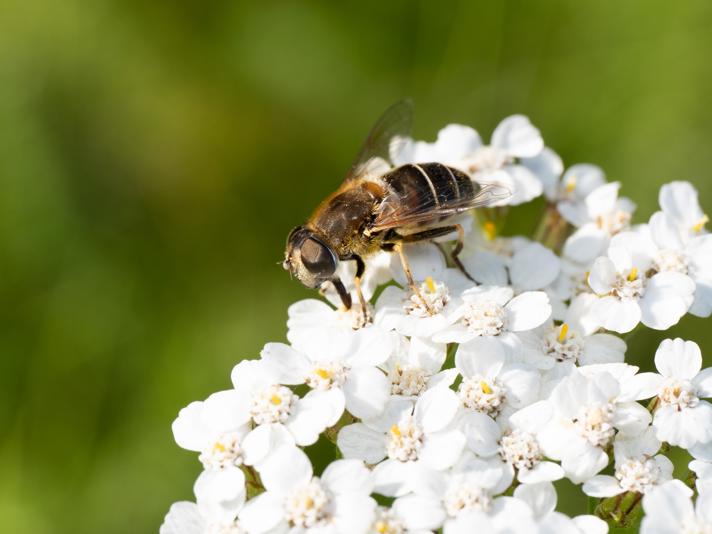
[611,269,645,299]
[389,364,428,396]
[459,375,506,417]
[250,384,296,425]
[483,221,497,241]
[461,300,506,336]
[595,209,631,235]
[627,267,638,282]
[284,478,331,528]
[564,176,577,194]
[573,403,616,448]
[693,214,709,233]
[386,415,424,462]
[543,323,583,363]
[443,478,492,517]
[615,457,663,494]
[371,508,405,534]
[654,249,689,274]
[337,303,373,330]
[305,362,347,390]
[199,431,244,470]
[403,278,450,317]
[658,378,699,411]
[499,429,542,471]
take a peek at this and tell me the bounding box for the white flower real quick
[240,447,376,533]
[432,285,551,345]
[454,336,539,423]
[514,482,608,534]
[538,368,651,483]
[380,335,455,397]
[171,390,291,470]
[546,163,605,207]
[562,181,636,264]
[582,427,673,497]
[391,454,509,532]
[520,147,564,202]
[160,469,247,534]
[659,181,709,242]
[508,241,561,292]
[517,317,626,371]
[261,325,393,421]
[689,441,712,495]
[391,117,545,206]
[646,209,712,318]
[368,506,423,534]
[230,359,342,447]
[630,338,712,449]
[587,234,695,333]
[547,260,597,322]
[375,267,470,339]
[337,388,464,497]
[462,401,564,485]
[641,479,712,534]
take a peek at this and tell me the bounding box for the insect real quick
[283,100,508,319]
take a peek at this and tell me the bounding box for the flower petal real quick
[420,429,466,470]
[259,445,312,493]
[337,423,386,464]
[588,257,617,295]
[239,491,286,534]
[582,475,623,497]
[322,459,373,495]
[654,338,702,380]
[159,502,204,534]
[393,494,446,531]
[414,386,459,433]
[640,272,695,330]
[343,366,390,420]
[509,242,561,291]
[505,291,551,332]
[491,115,543,158]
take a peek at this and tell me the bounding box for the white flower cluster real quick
[161,116,712,534]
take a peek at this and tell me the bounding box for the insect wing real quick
[343,100,414,182]
[371,183,511,232]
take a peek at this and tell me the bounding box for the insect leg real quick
[397,225,474,282]
[394,242,434,315]
[450,224,475,282]
[351,255,371,323]
[330,278,352,310]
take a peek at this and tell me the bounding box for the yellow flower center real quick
[693,214,709,233]
[558,323,569,343]
[315,368,330,379]
[627,267,638,282]
[270,394,282,405]
[565,176,577,193]
[483,221,497,241]
[480,381,493,395]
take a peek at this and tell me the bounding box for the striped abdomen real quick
[375,162,478,229]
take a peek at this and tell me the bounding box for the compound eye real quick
[300,238,336,277]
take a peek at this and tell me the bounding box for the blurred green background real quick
[1,0,711,532]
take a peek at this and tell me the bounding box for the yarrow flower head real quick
[162,109,712,534]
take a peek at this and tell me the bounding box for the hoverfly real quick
[283,100,508,319]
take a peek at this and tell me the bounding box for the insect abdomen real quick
[381,162,476,215]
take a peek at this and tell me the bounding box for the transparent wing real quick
[343,99,414,182]
[371,183,511,232]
